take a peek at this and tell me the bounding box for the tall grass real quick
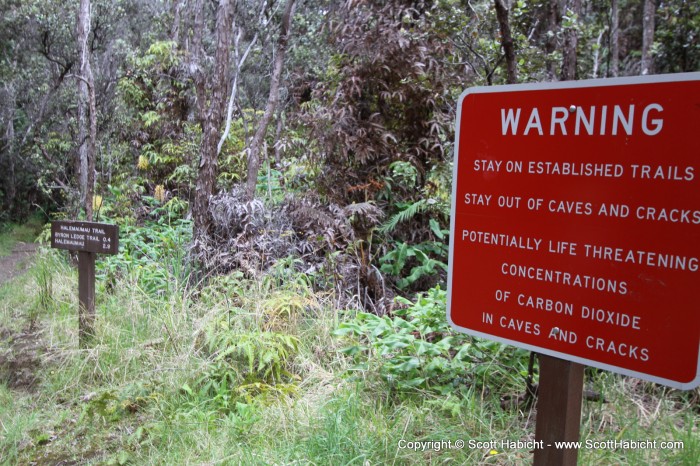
[1,232,697,465]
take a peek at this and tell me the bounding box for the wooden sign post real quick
[447,73,700,464]
[533,355,584,465]
[51,220,119,347]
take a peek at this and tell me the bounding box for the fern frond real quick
[378,199,429,234]
[343,202,384,225]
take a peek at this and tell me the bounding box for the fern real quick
[206,329,299,383]
[377,199,430,234]
[191,323,301,412]
[343,201,384,226]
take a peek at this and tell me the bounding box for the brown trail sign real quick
[448,73,700,465]
[51,220,119,347]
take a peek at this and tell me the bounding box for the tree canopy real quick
[1,0,698,290]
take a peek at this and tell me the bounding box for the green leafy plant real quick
[186,317,301,413]
[99,219,192,296]
[204,329,299,384]
[80,382,160,426]
[334,287,470,394]
[334,287,530,397]
[379,242,447,290]
[261,291,317,332]
[377,199,432,235]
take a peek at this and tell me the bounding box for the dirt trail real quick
[0,242,39,285]
[0,242,42,390]
[0,327,43,389]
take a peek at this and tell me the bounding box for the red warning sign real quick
[447,73,700,389]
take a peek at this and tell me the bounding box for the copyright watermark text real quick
[397,438,684,453]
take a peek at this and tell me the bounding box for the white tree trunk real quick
[77,0,95,220]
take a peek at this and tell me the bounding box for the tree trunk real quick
[192,0,234,250]
[219,0,271,156]
[218,26,261,156]
[170,0,183,43]
[245,0,296,200]
[7,151,16,213]
[87,62,96,221]
[641,0,656,75]
[494,0,517,84]
[545,0,561,81]
[592,29,604,78]
[610,0,619,77]
[4,97,17,211]
[560,0,581,81]
[274,106,284,164]
[77,0,95,220]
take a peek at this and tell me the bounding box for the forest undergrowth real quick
[1,0,700,464]
[0,224,698,465]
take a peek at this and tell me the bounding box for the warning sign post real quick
[447,73,700,390]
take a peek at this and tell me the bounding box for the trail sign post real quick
[51,220,119,347]
[447,73,700,463]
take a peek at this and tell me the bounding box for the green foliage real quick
[100,218,192,295]
[1,225,698,465]
[113,39,199,203]
[374,158,452,292]
[385,161,419,191]
[29,250,55,327]
[140,110,161,128]
[2,1,700,463]
[0,0,78,220]
[80,382,160,424]
[334,287,470,395]
[187,319,300,412]
[335,287,533,397]
[655,0,700,73]
[117,75,147,108]
[377,199,432,235]
[260,292,316,332]
[204,328,299,384]
[216,109,263,188]
[262,255,314,293]
[95,183,145,224]
[376,163,450,291]
[80,390,125,424]
[198,270,248,308]
[379,241,447,290]
[142,40,179,68]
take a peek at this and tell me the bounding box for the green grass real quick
[0,243,698,465]
[0,214,45,257]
